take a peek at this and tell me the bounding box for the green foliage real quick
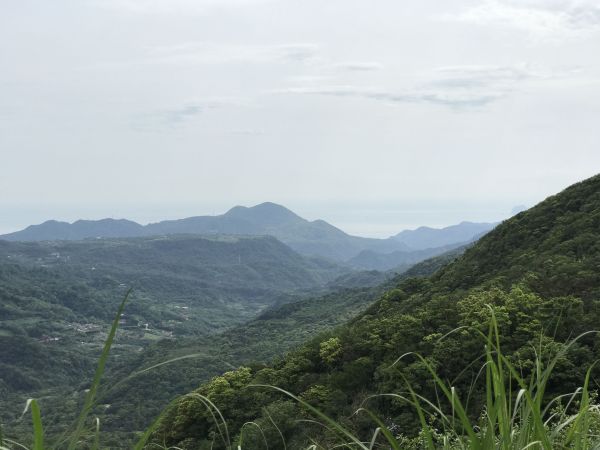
[0,235,351,438]
[94,284,385,438]
[4,174,600,448]
[153,174,600,448]
[149,317,600,450]
[3,293,123,449]
[67,291,131,450]
[29,400,44,450]
[319,338,342,365]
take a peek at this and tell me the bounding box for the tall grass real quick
[1,290,155,450]
[171,307,600,450]
[3,303,600,449]
[366,308,600,450]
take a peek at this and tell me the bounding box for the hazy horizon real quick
[0,197,529,239]
[2,1,599,237]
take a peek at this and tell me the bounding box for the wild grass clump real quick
[3,303,599,449]
[369,308,600,450]
[153,307,600,450]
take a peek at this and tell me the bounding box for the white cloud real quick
[273,63,577,110]
[274,44,320,63]
[3,0,600,232]
[286,75,333,84]
[92,0,269,14]
[227,129,265,136]
[131,99,244,131]
[130,104,207,131]
[423,63,578,92]
[87,42,321,69]
[449,0,600,40]
[332,62,384,72]
[429,64,534,86]
[272,84,503,109]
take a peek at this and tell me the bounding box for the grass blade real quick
[250,384,369,450]
[30,399,44,450]
[91,417,100,450]
[264,407,286,450]
[356,408,400,450]
[67,289,132,450]
[239,421,269,450]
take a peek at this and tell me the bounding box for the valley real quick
[3,1,596,447]
[3,176,599,449]
[147,174,600,449]
[0,208,482,447]
[0,234,348,436]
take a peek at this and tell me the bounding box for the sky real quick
[1,0,599,237]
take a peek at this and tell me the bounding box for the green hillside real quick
[89,253,456,442]
[0,241,457,448]
[0,235,349,437]
[152,174,600,448]
[97,286,383,439]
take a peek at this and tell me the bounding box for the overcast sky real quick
[1,0,599,237]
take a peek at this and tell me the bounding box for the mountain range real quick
[3,173,598,448]
[0,202,496,266]
[391,220,496,249]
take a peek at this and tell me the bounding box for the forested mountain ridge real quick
[0,234,351,434]
[98,286,385,439]
[0,234,344,294]
[0,218,144,242]
[0,202,493,264]
[62,250,460,448]
[152,174,600,448]
[82,248,464,445]
[0,239,463,447]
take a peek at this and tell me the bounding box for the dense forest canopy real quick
[0,235,351,436]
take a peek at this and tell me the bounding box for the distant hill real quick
[145,202,416,261]
[0,234,345,301]
[152,174,600,448]
[0,218,145,241]
[1,203,497,264]
[391,220,496,249]
[348,241,467,271]
[0,203,413,262]
[0,204,483,265]
[348,220,495,270]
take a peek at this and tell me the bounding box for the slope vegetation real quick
[153,174,600,448]
[99,250,462,437]
[0,235,347,431]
